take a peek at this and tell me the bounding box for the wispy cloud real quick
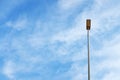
[2,61,15,79]
[0,0,120,80]
[6,15,28,31]
[58,0,84,11]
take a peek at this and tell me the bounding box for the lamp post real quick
[86,19,91,80]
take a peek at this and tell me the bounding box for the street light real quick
[86,19,91,80]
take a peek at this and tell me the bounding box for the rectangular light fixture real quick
[86,19,91,30]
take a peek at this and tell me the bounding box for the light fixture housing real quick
[86,19,91,30]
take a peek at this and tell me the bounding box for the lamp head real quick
[86,19,91,30]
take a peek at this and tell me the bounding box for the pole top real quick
[86,19,91,30]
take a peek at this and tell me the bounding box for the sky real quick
[0,0,120,80]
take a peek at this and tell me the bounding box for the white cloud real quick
[102,72,120,80]
[93,35,120,57]
[2,61,16,79]
[90,35,120,80]
[6,16,28,30]
[51,26,85,44]
[28,35,45,49]
[58,0,84,11]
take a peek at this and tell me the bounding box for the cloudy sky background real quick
[0,0,120,80]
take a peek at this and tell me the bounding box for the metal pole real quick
[87,30,90,80]
[86,19,91,80]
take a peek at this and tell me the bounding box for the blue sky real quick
[0,0,120,80]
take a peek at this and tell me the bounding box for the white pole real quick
[87,30,90,80]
